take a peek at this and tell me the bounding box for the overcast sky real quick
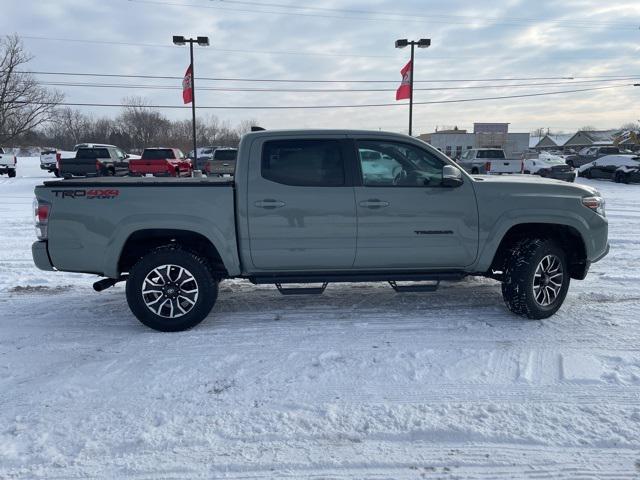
[2,0,639,134]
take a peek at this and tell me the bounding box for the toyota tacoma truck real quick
[0,147,17,177]
[32,129,609,331]
[129,148,192,177]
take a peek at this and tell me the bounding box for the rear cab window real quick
[76,148,110,159]
[213,149,237,161]
[262,139,345,187]
[141,149,176,160]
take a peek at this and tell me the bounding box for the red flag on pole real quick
[182,64,193,104]
[395,60,412,100]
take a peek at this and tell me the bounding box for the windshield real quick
[213,149,237,161]
[142,149,176,160]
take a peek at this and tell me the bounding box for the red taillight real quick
[485,161,491,172]
[33,199,51,240]
[96,160,103,173]
[14,156,17,165]
[56,154,62,172]
[37,204,50,223]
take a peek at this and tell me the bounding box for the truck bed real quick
[36,176,238,278]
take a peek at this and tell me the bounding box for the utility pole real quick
[173,35,210,170]
[395,38,430,136]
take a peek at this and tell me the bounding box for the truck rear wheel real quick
[126,247,218,331]
[501,238,569,319]
[8,169,16,178]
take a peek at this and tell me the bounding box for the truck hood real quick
[471,174,600,197]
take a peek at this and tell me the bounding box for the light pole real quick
[173,35,209,169]
[395,38,430,136]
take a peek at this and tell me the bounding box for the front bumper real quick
[32,241,55,271]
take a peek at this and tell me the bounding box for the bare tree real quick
[118,96,170,150]
[0,34,63,145]
[578,125,597,132]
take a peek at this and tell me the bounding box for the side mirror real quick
[442,164,463,187]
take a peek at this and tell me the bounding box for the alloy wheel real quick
[141,264,199,318]
[533,254,564,307]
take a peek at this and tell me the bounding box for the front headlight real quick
[582,196,606,217]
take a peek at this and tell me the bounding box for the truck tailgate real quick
[488,159,522,174]
[35,177,239,278]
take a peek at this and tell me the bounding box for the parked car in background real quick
[129,148,192,177]
[40,148,74,177]
[457,148,522,174]
[204,147,237,176]
[188,146,224,170]
[0,147,17,177]
[578,154,640,183]
[565,146,620,168]
[521,152,575,182]
[41,143,138,177]
[59,145,130,178]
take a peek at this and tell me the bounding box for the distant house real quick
[532,133,573,151]
[563,130,618,149]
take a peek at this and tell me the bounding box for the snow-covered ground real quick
[1,158,639,478]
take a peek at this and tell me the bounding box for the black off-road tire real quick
[8,169,16,178]
[501,238,570,319]
[126,246,218,331]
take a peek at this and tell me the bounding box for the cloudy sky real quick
[2,0,639,134]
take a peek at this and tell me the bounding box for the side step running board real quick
[388,280,440,293]
[275,283,328,295]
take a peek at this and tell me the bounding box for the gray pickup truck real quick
[32,130,609,331]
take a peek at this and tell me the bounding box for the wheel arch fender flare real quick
[103,215,241,278]
[475,211,592,273]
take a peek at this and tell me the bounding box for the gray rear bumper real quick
[32,241,55,271]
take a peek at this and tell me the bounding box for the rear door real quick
[246,135,357,270]
[352,137,479,269]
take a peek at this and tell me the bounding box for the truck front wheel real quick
[126,247,218,331]
[501,238,570,319]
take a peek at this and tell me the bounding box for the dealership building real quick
[418,123,530,159]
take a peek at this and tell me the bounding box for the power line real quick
[9,84,633,110]
[126,0,640,30]
[38,77,640,93]
[202,0,640,29]
[24,70,637,83]
[16,34,638,62]
[15,34,394,59]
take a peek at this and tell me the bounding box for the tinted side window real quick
[262,140,345,187]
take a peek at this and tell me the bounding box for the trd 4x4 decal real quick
[51,189,120,199]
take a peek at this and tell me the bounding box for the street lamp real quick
[395,38,430,136]
[173,35,210,170]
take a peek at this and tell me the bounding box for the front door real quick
[247,136,357,270]
[352,138,479,269]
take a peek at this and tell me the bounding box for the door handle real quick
[254,199,286,209]
[359,199,390,209]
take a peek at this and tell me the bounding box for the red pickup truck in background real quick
[128,148,192,177]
